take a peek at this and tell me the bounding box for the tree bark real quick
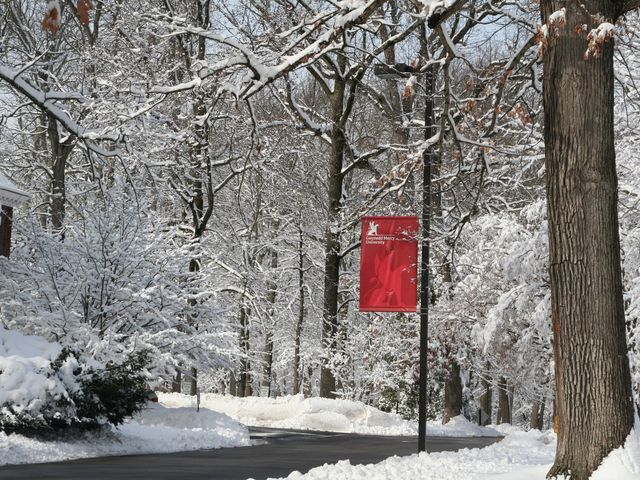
[261,330,273,396]
[189,366,197,396]
[238,305,252,397]
[538,399,546,430]
[496,376,511,425]
[293,216,305,395]
[46,115,75,234]
[478,373,492,426]
[229,372,237,396]
[184,257,201,395]
[542,1,634,478]
[261,249,278,396]
[177,1,212,398]
[172,370,181,393]
[319,78,347,399]
[531,400,540,430]
[304,365,313,397]
[530,398,545,431]
[443,360,463,423]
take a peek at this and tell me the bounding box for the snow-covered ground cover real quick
[269,422,640,480]
[270,428,554,480]
[0,404,251,466]
[159,393,501,437]
[0,325,90,427]
[0,326,250,466]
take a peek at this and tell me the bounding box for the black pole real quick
[418,67,435,453]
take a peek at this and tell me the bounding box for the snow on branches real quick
[418,0,458,28]
[585,22,616,59]
[535,6,618,60]
[403,75,418,99]
[535,8,565,58]
[548,7,567,29]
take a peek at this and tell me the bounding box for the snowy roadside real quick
[0,404,250,466]
[267,423,640,480]
[0,325,251,466]
[3,393,639,479]
[159,393,501,437]
[268,428,555,480]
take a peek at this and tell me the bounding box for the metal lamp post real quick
[374,62,435,453]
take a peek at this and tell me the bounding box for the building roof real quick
[0,172,30,207]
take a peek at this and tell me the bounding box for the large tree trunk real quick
[443,360,463,423]
[293,216,305,395]
[478,372,492,426]
[171,370,181,393]
[530,398,545,431]
[229,372,237,396]
[319,79,346,399]
[542,3,634,477]
[304,365,313,397]
[496,376,511,425]
[238,305,252,397]
[46,116,75,234]
[261,330,273,396]
[185,257,201,395]
[318,161,341,398]
[189,366,197,396]
[261,249,278,396]
[179,1,212,398]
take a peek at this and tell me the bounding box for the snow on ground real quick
[159,393,500,437]
[269,428,556,480]
[0,404,250,466]
[0,326,250,466]
[427,415,501,438]
[266,420,640,480]
[0,325,76,422]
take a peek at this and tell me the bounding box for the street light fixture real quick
[373,63,415,80]
[374,62,435,453]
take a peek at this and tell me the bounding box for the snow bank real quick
[266,418,640,480]
[0,404,250,466]
[271,429,555,480]
[133,403,249,439]
[426,415,501,438]
[159,393,500,437]
[0,326,89,427]
[0,326,65,411]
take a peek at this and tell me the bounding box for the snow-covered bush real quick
[427,200,553,425]
[0,326,149,431]
[0,194,235,383]
[65,349,150,428]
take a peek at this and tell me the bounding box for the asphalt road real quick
[0,427,501,480]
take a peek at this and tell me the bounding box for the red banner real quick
[359,216,419,312]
